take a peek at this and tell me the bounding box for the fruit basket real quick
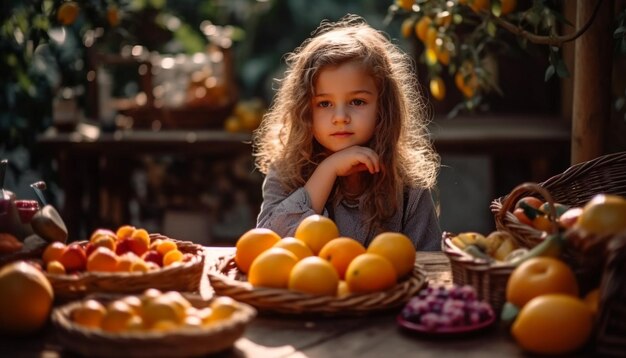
[51,293,256,358]
[207,254,427,315]
[46,234,205,299]
[441,232,518,313]
[490,151,626,248]
[594,233,626,356]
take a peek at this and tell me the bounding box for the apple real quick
[115,237,133,256]
[141,250,163,267]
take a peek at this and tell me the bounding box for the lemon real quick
[576,194,626,236]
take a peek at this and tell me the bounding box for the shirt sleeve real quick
[403,187,442,251]
[256,169,323,238]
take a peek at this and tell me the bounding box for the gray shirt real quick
[256,169,442,251]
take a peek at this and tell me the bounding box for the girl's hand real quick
[323,146,380,177]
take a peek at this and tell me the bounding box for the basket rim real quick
[207,253,428,315]
[441,231,518,271]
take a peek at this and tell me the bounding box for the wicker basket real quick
[207,254,427,315]
[46,234,205,299]
[594,233,626,356]
[441,232,516,313]
[491,151,626,248]
[51,293,256,358]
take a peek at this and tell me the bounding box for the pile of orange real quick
[505,256,598,355]
[42,226,189,275]
[70,289,242,332]
[234,215,417,297]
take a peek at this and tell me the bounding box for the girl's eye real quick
[351,99,366,106]
[317,101,331,108]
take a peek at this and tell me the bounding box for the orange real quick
[142,295,186,328]
[247,247,298,289]
[294,215,340,254]
[107,5,120,26]
[57,1,79,26]
[337,280,350,297]
[345,253,397,294]
[367,232,416,278]
[71,299,106,328]
[101,301,135,332]
[46,260,66,274]
[235,228,281,273]
[415,16,432,42]
[89,228,116,244]
[583,288,600,315]
[273,237,313,261]
[42,241,66,264]
[429,77,446,101]
[318,237,366,279]
[87,247,119,272]
[116,253,139,272]
[91,234,117,252]
[575,194,626,236]
[401,18,414,38]
[156,240,178,256]
[116,225,136,240]
[501,0,517,15]
[163,249,183,266]
[506,257,579,308]
[396,0,414,11]
[207,296,239,322]
[512,294,593,355]
[288,256,339,296]
[0,261,54,334]
[454,68,478,98]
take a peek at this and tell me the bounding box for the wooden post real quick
[571,0,613,164]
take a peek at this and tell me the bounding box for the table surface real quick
[1,249,554,358]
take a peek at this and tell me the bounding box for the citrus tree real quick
[388,0,625,116]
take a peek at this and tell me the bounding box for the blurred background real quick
[2,0,625,245]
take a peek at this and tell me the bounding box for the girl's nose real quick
[332,107,350,124]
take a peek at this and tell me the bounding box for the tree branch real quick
[488,0,604,47]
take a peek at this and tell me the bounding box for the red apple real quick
[141,250,163,267]
[115,237,133,255]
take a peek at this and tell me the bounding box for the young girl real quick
[253,15,441,251]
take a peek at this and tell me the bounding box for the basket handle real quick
[497,182,559,235]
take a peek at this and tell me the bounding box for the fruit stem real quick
[30,181,48,206]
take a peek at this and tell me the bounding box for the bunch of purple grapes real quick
[401,284,493,331]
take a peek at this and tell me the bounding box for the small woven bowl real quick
[441,232,517,314]
[46,234,205,299]
[207,254,427,316]
[51,293,256,358]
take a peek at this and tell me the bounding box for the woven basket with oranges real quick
[208,215,427,315]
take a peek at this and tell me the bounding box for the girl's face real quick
[311,61,378,153]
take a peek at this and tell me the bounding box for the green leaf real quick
[486,20,497,37]
[491,0,502,17]
[544,64,555,82]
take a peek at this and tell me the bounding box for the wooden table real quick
[1,250,555,357]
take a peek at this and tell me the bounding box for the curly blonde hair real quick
[253,14,439,232]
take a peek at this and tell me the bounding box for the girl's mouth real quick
[331,131,353,138]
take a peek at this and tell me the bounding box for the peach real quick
[115,237,133,256]
[89,229,116,244]
[59,243,87,272]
